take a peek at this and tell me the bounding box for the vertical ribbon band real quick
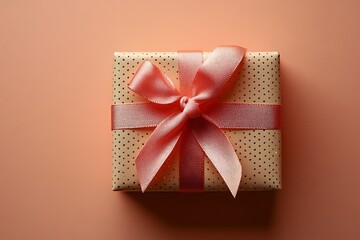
[178,51,204,192]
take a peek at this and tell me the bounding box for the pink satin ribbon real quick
[177,51,205,192]
[111,46,281,197]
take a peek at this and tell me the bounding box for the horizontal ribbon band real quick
[111,103,174,129]
[112,102,281,130]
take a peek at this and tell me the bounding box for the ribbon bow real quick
[112,46,281,197]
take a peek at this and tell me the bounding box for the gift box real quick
[112,46,281,196]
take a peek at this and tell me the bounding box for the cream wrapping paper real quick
[112,51,281,192]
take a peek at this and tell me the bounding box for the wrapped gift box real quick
[112,50,281,192]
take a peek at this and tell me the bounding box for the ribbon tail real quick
[135,112,188,192]
[190,116,242,197]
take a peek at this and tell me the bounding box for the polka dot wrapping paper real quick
[112,51,281,192]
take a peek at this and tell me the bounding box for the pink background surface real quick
[1,1,360,239]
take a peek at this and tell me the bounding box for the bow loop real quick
[192,46,246,103]
[128,60,181,104]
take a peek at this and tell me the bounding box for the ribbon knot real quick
[180,96,200,119]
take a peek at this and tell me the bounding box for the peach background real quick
[1,0,360,239]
